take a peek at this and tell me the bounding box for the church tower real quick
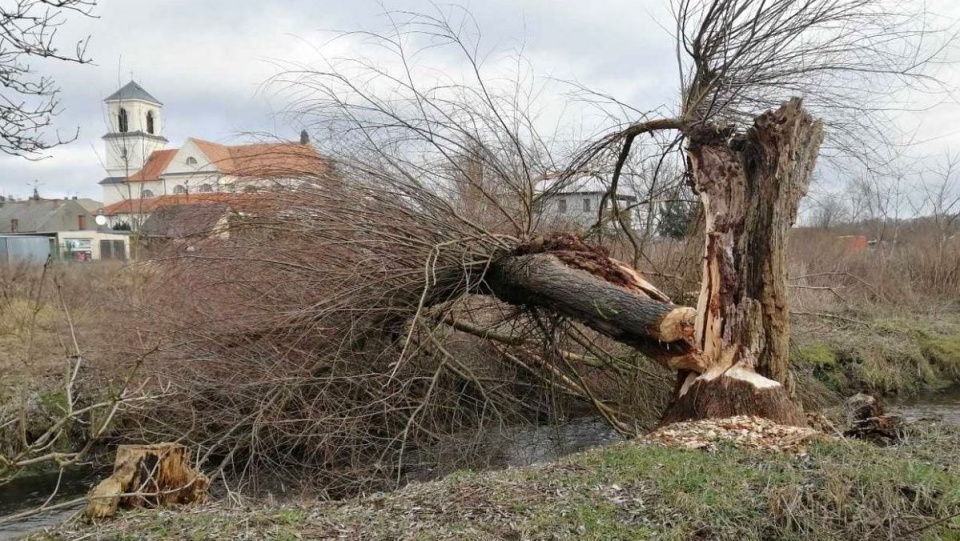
[102,81,168,180]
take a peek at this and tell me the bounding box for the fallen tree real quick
[476,99,821,426]
[120,0,947,491]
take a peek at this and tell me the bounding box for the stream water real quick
[2,386,958,540]
[891,384,960,423]
[0,467,99,541]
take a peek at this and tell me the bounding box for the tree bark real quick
[663,98,823,425]
[486,241,706,372]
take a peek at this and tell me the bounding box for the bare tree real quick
[808,192,850,230]
[846,168,910,242]
[912,152,960,291]
[0,0,96,157]
[920,152,960,243]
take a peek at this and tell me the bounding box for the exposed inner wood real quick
[664,98,824,423]
[85,443,209,520]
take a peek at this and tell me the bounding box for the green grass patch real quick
[793,313,960,397]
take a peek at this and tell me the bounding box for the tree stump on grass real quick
[85,443,209,520]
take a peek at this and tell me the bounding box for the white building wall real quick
[103,99,166,179]
[102,184,130,207]
[163,173,223,194]
[164,140,219,175]
[58,231,131,261]
[538,192,638,231]
[106,99,162,136]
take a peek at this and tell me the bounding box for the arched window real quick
[173,185,187,194]
[118,108,129,133]
[186,157,198,166]
[199,184,213,193]
[141,189,155,198]
[146,111,155,134]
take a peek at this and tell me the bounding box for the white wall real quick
[164,140,219,175]
[102,183,130,206]
[103,99,166,179]
[102,179,167,208]
[58,231,131,260]
[106,99,162,135]
[538,192,638,231]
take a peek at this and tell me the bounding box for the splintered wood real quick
[85,443,209,520]
[643,416,821,453]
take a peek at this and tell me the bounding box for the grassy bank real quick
[26,421,960,540]
[792,312,960,397]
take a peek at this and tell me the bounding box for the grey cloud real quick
[1,0,957,200]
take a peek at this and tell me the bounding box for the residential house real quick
[535,174,640,232]
[0,198,130,261]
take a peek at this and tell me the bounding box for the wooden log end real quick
[661,366,805,427]
[656,306,697,343]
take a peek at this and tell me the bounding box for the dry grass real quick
[1,261,157,484]
[789,225,960,311]
[26,421,960,541]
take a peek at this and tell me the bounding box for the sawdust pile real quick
[643,415,823,453]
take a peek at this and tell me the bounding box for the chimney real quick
[300,129,310,145]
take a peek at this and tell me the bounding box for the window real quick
[118,108,129,133]
[200,184,213,193]
[557,198,567,214]
[173,185,187,194]
[583,198,592,212]
[78,215,87,229]
[10,219,18,232]
[186,157,198,166]
[146,111,155,134]
[141,189,155,198]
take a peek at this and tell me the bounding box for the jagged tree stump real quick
[663,98,824,426]
[85,443,209,520]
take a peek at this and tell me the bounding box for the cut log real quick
[488,250,706,372]
[85,443,209,520]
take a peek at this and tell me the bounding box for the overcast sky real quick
[2,0,959,202]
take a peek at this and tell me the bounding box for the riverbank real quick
[22,420,960,540]
[792,310,960,398]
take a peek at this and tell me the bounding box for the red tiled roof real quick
[127,149,177,182]
[125,140,329,183]
[197,139,327,177]
[101,193,275,217]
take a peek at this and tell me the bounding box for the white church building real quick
[98,82,329,227]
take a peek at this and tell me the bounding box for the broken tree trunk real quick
[85,443,209,520]
[486,235,706,372]
[662,98,824,426]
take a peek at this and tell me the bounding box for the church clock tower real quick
[100,82,168,203]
